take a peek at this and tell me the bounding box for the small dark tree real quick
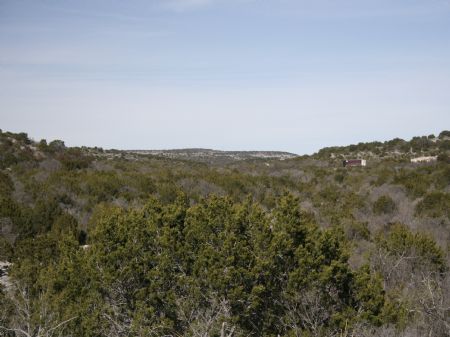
[373,196,397,215]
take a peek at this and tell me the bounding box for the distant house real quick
[410,156,437,163]
[343,159,366,167]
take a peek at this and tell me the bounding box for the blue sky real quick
[1,0,449,153]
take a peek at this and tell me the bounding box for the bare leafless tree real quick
[280,289,335,337]
[0,282,76,337]
[414,273,450,337]
[175,294,240,337]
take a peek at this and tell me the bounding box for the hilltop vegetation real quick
[316,131,450,160]
[0,129,449,337]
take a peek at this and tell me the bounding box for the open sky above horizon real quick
[1,0,450,154]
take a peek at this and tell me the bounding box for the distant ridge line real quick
[126,149,298,161]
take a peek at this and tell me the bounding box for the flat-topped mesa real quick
[128,149,298,161]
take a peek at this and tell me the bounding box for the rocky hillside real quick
[315,131,450,161]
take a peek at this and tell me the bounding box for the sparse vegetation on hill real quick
[316,131,450,161]
[0,129,449,337]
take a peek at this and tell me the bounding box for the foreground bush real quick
[1,194,392,337]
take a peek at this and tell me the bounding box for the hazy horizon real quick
[2,127,448,156]
[1,0,450,154]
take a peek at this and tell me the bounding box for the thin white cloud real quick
[161,0,216,12]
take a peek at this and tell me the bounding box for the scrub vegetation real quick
[0,129,449,337]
